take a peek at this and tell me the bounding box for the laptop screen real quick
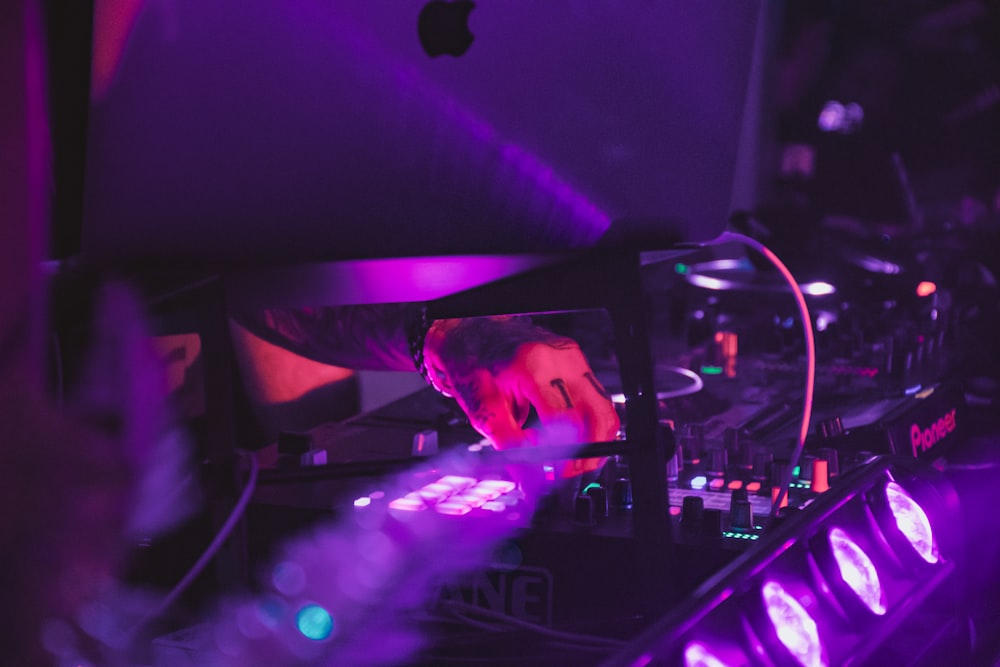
[83,1,770,264]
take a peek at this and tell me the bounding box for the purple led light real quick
[762,581,827,667]
[829,527,886,615]
[683,641,729,667]
[885,482,939,563]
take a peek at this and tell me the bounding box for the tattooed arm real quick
[234,307,619,470]
[423,316,620,475]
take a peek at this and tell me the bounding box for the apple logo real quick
[418,1,475,57]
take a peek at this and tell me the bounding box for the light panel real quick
[603,457,963,667]
[762,580,827,667]
[829,527,886,615]
[885,481,939,564]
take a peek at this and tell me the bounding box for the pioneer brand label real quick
[910,408,957,457]
[434,565,553,624]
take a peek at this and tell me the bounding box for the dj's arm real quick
[231,303,419,372]
[233,305,619,465]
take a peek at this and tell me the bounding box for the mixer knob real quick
[681,495,704,532]
[725,428,754,469]
[730,500,754,531]
[678,423,705,463]
[666,446,681,482]
[799,455,815,481]
[584,484,609,518]
[821,448,840,478]
[810,458,830,494]
[611,477,633,510]
[729,488,749,516]
[707,448,728,478]
[752,451,773,481]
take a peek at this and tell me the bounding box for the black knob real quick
[678,423,705,463]
[681,495,704,531]
[729,488,749,516]
[725,428,754,469]
[730,500,754,531]
[752,451,772,481]
[799,455,815,481]
[611,478,633,510]
[666,447,681,482]
[707,448,728,477]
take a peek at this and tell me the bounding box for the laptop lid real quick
[83,1,767,265]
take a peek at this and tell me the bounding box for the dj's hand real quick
[422,317,620,477]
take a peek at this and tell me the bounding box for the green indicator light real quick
[582,482,602,494]
[675,263,690,275]
[723,531,761,541]
[792,466,800,477]
[701,366,724,376]
[296,604,334,641]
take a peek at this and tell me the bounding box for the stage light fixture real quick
[884,481,939,564]
[828,527,886,616]
[603,456,964,667]
[682,640,735,667]
[762,580,827,667]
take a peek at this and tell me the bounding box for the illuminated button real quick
[466,487,503,501]
[418,483,454,501]
[437,476,477,491]
[690,475,708,490]
[477,480,516,493]
[728,480,744,490]
[709,478,725,491]
[435,501,473,516]
[388,493,426,512]
[746,481,761,493]
[451,492,487,508]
